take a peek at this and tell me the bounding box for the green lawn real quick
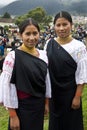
[82,86,87,130]
[0,86,87,130]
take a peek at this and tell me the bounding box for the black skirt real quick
[49,99,84,130]
[8,96,45,130]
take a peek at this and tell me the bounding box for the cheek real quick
[66,26,71,32]
[36,35,40,40]
[54,27,59,34]
[67,25,72,30]
[54,26,58,31]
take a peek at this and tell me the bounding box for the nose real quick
[29,34,34,40]
[59,25,64,30]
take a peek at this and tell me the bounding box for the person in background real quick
[0,18,51,130]
[45,11,87,130]
[0,36,5,59]
[11,39,22,50]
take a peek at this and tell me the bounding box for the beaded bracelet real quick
[9,110,17,117]
[75,91,82,97]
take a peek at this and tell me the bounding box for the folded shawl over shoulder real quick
[46,38,87,85]
[11,49,47,97]
[0,49,51,108]
[46,38,87,114]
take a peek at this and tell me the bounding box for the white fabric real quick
[0,49,51,108]
[58,38,87,85]
[44,38,87,85]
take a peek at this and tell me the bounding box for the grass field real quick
[82,86,87,130]
[0,86,87,130]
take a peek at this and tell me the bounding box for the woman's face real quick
[54,17,72,38]
[20,25,40,48]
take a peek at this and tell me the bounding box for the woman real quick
[45,11,87,130]
[0,18,51,130]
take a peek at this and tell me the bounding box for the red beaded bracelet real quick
[75,91,82,97]
[9,110,17,117]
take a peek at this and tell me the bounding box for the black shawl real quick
[10,49,47,97]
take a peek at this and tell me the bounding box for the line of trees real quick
[15,7,53,29]
[1,7,53,30]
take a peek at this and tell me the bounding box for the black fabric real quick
[0,57,4,70]
[10,49,47,97]
[49,102,83,130]
[8,96,45,130]
[47,38,84,130]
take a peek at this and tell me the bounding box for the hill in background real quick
[0,0,87,16]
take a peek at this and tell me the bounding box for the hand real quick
[44,103,49,116]
[10,115,20,130]
[71,96,81,109]
[44,98,49,116]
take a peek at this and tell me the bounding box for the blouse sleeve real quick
[0,51,18,108]
[75,44,87,84]
[45,69,51,98]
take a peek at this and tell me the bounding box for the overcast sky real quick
[0,0,17,6]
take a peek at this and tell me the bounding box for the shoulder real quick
[71,39,87,58]
[2,50,15,71]
[5,50,15,61]
[37,49,48,64]
[73,39,86,49]
[3,51,15,66]
[44,38,53,50]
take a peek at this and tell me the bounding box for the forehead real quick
[55,17,70,24]
[24,25,38,32]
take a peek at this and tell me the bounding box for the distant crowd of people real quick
[0,10,87,130]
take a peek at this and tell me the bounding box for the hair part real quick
[19,18,40,34]
[54,11,73,25]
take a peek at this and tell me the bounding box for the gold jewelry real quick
[56,35,73,45]
[20,43,39,57]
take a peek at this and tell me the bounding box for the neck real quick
[56,35,73,45]
[20,43,39,57]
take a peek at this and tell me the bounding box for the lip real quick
[28,41,34,44]
[59,32,66,36]
[29,42,34,44]
[59,32,65,34]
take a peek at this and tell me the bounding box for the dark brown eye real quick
[26,32,31,36]
[62,23,68,26]
[33,31,38,36]
[56,24,60,27]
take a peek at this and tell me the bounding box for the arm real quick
[0,51,18,108]
[72,44,87,109]
[45,98,49,115]
[45,69,51,115]
[0,51,20,129]
[8,108,20,130]
[71,84,84,109]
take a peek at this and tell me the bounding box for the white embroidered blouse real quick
[60,39,87,84]
[44,38,87,85]
[0,49,51,108]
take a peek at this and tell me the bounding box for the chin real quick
[60,35,68,38]
[27,44,34,47]
[60,36,66,38]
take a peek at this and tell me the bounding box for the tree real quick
[2,12,11,18]
[15,7,52,28]
[26,7,46,23]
